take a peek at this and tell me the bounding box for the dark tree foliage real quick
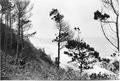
[64,39,100,72]
[1,23,17,53]
[94,10,110,21]
[0,23,32,56]
[50,9,64,23]
[110,53,118,57]
[112,60,119,73]
[101,58,110,63]
[0,0,13,14]
[0,0,14,64]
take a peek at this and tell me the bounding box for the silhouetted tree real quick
[64,39,100,78]
[49,9,73,68]
[94,0,119,53]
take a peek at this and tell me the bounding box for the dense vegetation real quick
[0,0,119,80]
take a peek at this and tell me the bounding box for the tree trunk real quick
[78,48,83,79]
[0,14,3,80]
[58,41,60,68]
[20,26,23,58]
[15,40,19,65]
[4,13,8,64]
[116,16,119,52]
[57,23,62,68]
[80,63,83,80]
[10,13,12,51]
[0,13,3,50]
[0,14,3,79]
[15,12,21,65]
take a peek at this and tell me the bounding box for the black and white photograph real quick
[0,0,119,80]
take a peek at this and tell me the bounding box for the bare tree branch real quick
[101,20,116,23]
[100,22,118,49]
[110,0,119,16]
[99,0,119,52]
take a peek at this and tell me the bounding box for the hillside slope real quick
[0,23,82,80]
[0,23,119,80]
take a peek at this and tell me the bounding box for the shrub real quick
[89,72,119,80]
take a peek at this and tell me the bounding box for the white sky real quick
[28,0,115,68]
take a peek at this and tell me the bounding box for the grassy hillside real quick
[0,23,82,80]
[0,51,78,80]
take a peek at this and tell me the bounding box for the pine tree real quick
[14,0,35,64]
[64,37,100,79]
[49,9,73,68]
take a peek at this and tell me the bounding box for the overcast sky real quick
[28,0,114,68]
